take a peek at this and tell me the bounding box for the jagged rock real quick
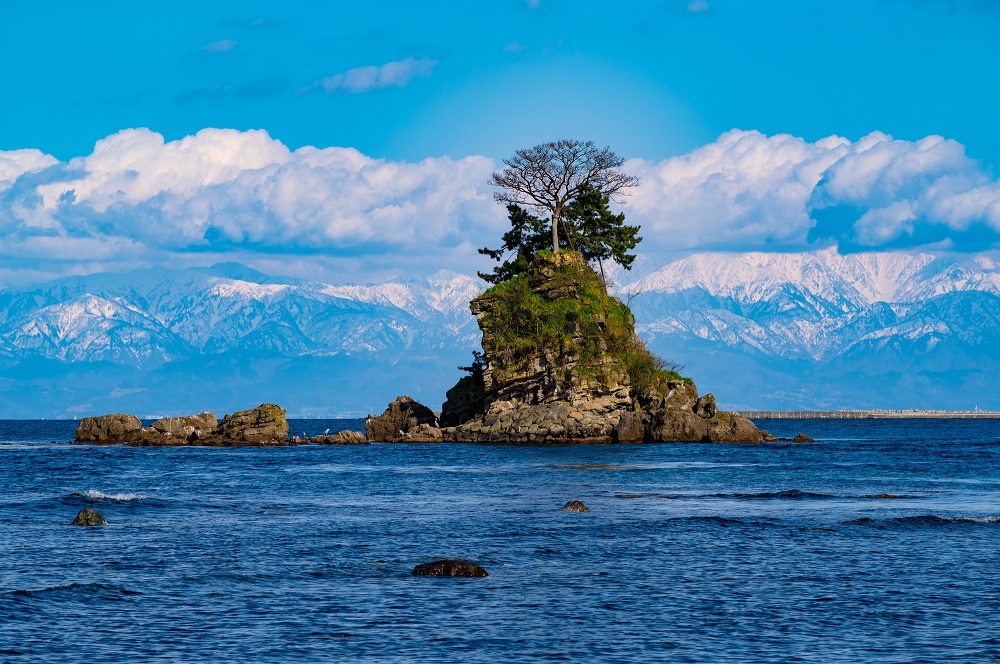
[560,500,591,512]
[75,414,143,444]
[440,373,485,427]
[411,560,489,578]
[793,432,815,442]
[661,380,699,411]
[613,410,646,443]
[132,412,218,446]
[71,508,107,526]
[312,430,369,445]
[365,396,438,442]
[212,403,289,445]
[694,394,718,419]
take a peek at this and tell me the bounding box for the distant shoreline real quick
[741,410,1000,420]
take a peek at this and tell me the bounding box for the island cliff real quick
[369,251,764,443]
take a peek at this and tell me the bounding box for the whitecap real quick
[951,515,1000,524]
[72,489,147,502]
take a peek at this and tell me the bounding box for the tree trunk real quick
[551,207,560,253]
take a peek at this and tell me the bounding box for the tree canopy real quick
[478,186,641,285]
[489,139,639,255]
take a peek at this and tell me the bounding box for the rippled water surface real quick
[2,418,999,662]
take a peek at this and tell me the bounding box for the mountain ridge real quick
[1,250,999,417]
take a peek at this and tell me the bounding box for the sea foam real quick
[72,489,147,502]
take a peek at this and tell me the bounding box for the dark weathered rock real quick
[312,430,369,445]
[703,412,766,443]
[71,508,107,526]
[365,396,438,442]
[440,373,485,427]
[613,410,646,443]
[411,560,488,578]
[793,432,815,442]
[75,414,142,444]
[694,394,718,419]
[560,500,591,512]
[212,403,289,445]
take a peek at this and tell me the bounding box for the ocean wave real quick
[843,515,1000,529]
[7,582,140,599]
[71,489,147,502]
[711,489,833,500]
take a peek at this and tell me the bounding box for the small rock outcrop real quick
[214,403,288,445]
[411,560,489,578]
[365,396,438,442]
[560,500,591,512]
[793,432,816,442]
[436,251,765,444]
[132,412,218,446]
[71,508,107,526]
[75,414,142,444]
[312,430,369,445]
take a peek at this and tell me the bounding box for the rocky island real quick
[366,251,766,444]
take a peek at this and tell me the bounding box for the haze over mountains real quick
[1,249,998,418]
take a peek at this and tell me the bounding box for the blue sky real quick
[1,0,999,283]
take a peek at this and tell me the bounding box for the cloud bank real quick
[1,127,999,282]
[627,129,1000,251]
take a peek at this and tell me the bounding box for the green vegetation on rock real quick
[473,250,685,407]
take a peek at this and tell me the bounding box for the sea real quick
[1,418,998,663]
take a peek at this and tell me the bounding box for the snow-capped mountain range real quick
[1,249,998,417]
[618,248,1000,362]
[0,263,483,366]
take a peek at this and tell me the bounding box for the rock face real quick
[75,414,143,444]
[74,404,288,446]
[365,396,439,442]
[411,560,489,578]
[71,508,107,526]
[437,251,765,444]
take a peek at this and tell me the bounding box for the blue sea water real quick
[1,418,998,663]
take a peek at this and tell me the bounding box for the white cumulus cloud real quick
[0,128,500,280]
[624,129,1000,251]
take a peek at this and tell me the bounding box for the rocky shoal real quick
[74,403,366,447]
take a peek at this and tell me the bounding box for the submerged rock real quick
[560,500,591,512]
[411,560,488,578]
[365,396,438,442]
[71,508,107,526]
[75,414,142,444]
